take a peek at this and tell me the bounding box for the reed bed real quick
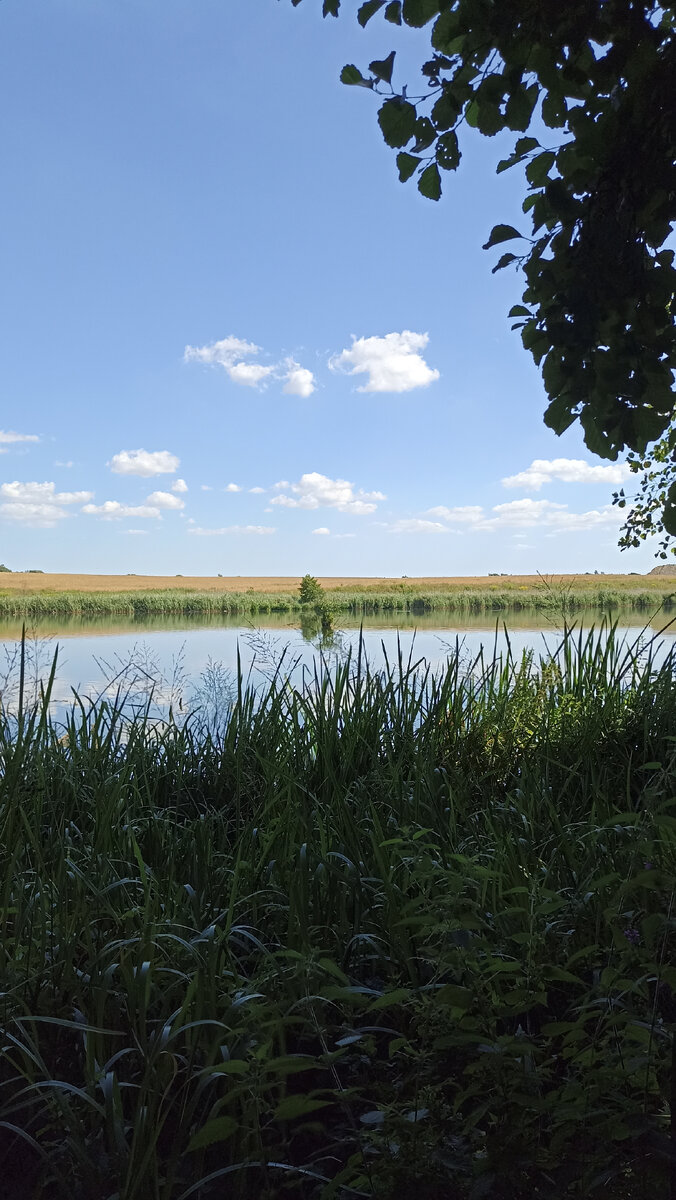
[1,627,676,1198]
[0,584,674,619]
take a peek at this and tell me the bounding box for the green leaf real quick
[340,64,372,88]
[544,392,576,435]
[377,97,418,148]
[402,0,441,27]
[397,151,421,181]
[541,89,567,128]
[358,0,386,25]
[273,1095,332,1121]
[431,88,460,130]
[526,150,556,187]
[508,304,531,317]
[418,162,442,200]
[465,98,479,128]
[385,1,402,23]
[505,83,539,132]
[188,1117,238,1152]
[323,0,341,14]
[411,115,436,151]
[437,130,460,170]
[369,987,411,1010]
[492,252,517,273]
[482,224,522,249]
[369,50,396,85]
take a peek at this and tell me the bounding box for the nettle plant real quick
[292,0,676,553]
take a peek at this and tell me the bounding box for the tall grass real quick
[0,583,674,619]
[1,626,676,1197]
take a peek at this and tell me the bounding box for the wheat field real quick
[0,571,670,595]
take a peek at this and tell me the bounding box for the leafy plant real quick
[299,574,324,605]
[291,0,676,551]
[1,626,676,1194]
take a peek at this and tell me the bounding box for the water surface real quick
[1,610,674,715]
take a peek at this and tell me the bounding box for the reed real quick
[0,626,675,1197]
[0,583,674,619]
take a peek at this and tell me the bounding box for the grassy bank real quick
[0,583,675,619]
[1,629,676,1197]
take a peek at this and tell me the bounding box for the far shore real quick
[0,571,673,595]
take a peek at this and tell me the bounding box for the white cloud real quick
[312,527,331,536]
[110,449,179,477]
[184,335,274,388]
[172,478,188,494]
[225,483,241,493]
[126,529,149,535]
[0,481,93,528]
[425,496,625,534]
[271,472,385,516]
[426,505,484,524]
[387,518,451,534]
[543,505,623,533]
[55,460,74,469]
[502,458,631,491]
[187,524,276,536]
[146,490,185,510]
[486,499,567,528]
[249,486,265,494]
[0,430,39,445]
[201,484,212,491]
[82,501,161,520]
[329,331,439,393]
[283,360,315,397]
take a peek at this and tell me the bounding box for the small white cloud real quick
[486,498,566,528]
[283,359,316,397]
[184,335,274,389]
[110,449,179,477]
[172,478,188,494]
[201,484,212,491]
[426,505,484,524]
[227,361,275,387]
[82,501,161,520]
[543,505,623,533]
[387,518,451,534]
[271,471,385,516]
[249,486,265,494]
[125,529,149,535]
[225,483,241,493]
[0,430,40,445]
[334,532,356,539]
[187,524,276,536]
[330,331,439,393]
[312,527,331,536]
[0,481,93,528]
[146,490,185,510]
[55,460,74,469]
[502,458,631,491]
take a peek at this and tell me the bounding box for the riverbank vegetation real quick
[0,581,675,620]
[1,627,676,1197]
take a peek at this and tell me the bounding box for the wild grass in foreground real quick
[1,627,676,1198]
[0,583,675,619]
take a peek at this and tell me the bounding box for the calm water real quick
[1,610,674,715]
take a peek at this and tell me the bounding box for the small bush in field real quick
[299,573,323,604]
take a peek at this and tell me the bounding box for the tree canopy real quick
[291,0,676,553]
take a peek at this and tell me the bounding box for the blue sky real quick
[0,0,654,576]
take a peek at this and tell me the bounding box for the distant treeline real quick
[0,585,675,618]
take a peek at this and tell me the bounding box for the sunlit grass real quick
[0,583,674,619]
[0,625,675,1196]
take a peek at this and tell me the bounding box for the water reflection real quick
[0,610,673,718]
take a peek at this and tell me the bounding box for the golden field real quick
[0,572,671,595]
